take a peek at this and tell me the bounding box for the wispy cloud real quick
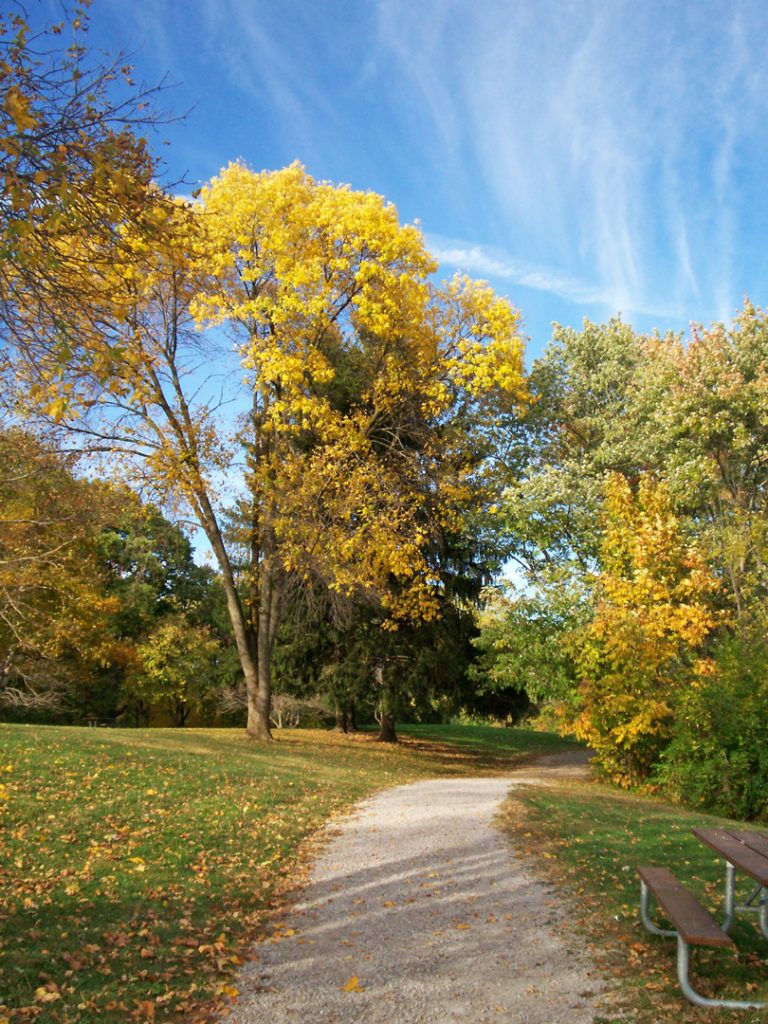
[372,0,768,329]
[427,234,681,319]
[198,0,336,157]
[101,0,768,334]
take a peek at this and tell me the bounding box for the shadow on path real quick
[231,755,607,1024]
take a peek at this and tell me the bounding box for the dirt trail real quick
[230,752,607,1024]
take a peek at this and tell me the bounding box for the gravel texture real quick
[231,756,607,1023]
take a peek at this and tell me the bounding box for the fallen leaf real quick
[341,975,364,992]
[136,999,155,1020]
[34,986,61,1003]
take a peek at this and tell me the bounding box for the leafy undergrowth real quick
[499,777,768,1024]
[0,722,569,1024]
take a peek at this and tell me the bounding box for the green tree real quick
[127,615,223,726]
[501,318,671,579]
[470,577,587,719]
[654,302,768,628]
[81,499,237,726]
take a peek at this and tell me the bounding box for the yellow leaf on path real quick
[456,923,470,930]
[341,976,364,992]
[383,900,396,907]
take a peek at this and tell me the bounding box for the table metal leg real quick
[727,875,768,936]
[722,861,735,933]
[760,888,768,939]
[677,936,766,1010]
[640,880,676,937]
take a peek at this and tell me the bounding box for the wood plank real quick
[728,830,768,861]
[694,828,768,887]
[639,865,733,947]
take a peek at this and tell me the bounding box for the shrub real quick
[654,635,768,819]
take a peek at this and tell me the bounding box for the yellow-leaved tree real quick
[570,473,721,785]
[9,162,528,740]
[0,4,171,359]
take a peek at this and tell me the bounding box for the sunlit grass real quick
[499,777,768,1023]
[0,722,570,1023]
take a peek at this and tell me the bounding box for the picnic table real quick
[639,827,768,1010]
[693,828,768,938]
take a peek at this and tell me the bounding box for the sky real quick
[31,0,768,360]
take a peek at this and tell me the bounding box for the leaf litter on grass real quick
[0,723,574,1023]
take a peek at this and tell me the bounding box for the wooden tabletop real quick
[693,828,768,887]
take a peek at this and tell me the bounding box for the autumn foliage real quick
[569,474,721,785]
[7,150,528,741]
[7,0,768,817]
[569,472,723,783]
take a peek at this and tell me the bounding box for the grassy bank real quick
[499,776,768,1023]
[0,722,572,1024]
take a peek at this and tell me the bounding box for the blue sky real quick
[37,0,768,360]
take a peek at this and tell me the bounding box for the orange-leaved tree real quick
[570,473,721,785]
[9,163,529,739]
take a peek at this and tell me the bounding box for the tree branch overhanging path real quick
[229,753,609,1024]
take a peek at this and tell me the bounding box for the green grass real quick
[0,722,568,1024]
[396,721,581,755]
[499,777,768,1023]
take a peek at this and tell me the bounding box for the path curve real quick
[231,754,607,1024]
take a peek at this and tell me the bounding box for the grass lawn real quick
[396,721,583,755]
[499,776,768,1024]
[0,722,573,1024]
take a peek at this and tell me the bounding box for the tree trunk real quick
[347,704,358,732]
[376,711,398,743]
[248,554,280,741]
[374,663,398,743]
[335,709,349,732]
[171,699,190,727]
[197,497,272,740]
[250,633,273,740]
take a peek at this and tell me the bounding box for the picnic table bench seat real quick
[638,866,732,948]
[639,864,764,1010]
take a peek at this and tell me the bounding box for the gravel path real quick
[231,756,607,1024]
